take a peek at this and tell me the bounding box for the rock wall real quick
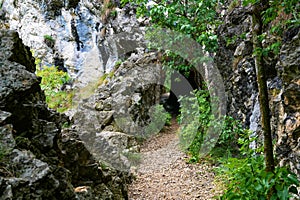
[0,29,130,200]
[274,30,300,176]
[1,1,162,197]
[1,0,145,84]
[215,5,300,176]
[72,52,162,172]
[215,7,259,131]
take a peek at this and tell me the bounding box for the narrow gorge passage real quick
[128,119,221,199]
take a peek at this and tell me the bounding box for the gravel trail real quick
[128,119,222,199]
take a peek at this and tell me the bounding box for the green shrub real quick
[36,65,73,112]
[144,104,172,137]
[43,35,54,42]
[215,131,299,199]
[110,10,117,18]
[177,89,212,162]
[115,60,123,67]
[178,89,252,162]
[131,0,220,52]
[210,116,245,158]
[216,156,299,199]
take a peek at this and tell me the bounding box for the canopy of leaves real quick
[131,0,220,52]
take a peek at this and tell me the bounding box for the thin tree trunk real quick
[252,3,276,199]
[252,1,275,173]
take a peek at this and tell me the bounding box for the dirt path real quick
[128,119,221,199]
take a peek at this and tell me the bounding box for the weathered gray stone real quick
[71,52,161,172]
[2,0,145,84]
[215,7,257,126]
[215,4,300,180]
[274,29,300,177]
[0,111,11,125]
[98,131,137,150]
[0,124,15,151]
[0,29,130,199]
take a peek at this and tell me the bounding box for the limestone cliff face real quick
[215,7,256,128]
[0,29,130,200]
[0,1,160,198]
[274,30,300,177]
[1,0,145,83]
[215,6,300,176]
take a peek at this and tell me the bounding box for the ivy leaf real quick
[287,174,300,185]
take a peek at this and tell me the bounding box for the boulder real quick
[72,52,162,171]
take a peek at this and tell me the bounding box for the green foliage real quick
[215,130,299,199]
[110,10,117,18]
[131,0,220,52]
[107,70,115,78]
[178,89,253,162]
[122,152,141,166]
[95,70,115,88]
[115,60,123,67]
[225,35,238,46]
[62,121,71,129]
[120,0,129,7]
[161,51,192,74]
[217,155,299,200]
[262,0,300,27]
[244,0,299,57]
[99,161,110,170]
[177,89,212,162]
[145,104,172,136]
[36,63,73,113]
[165,113,172,126]
[217,116,243,148]
[263,41,282,56]
[211,118,252,161]
[43,35,55,42]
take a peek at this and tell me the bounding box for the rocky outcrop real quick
[215,5,300,177]
[2,0,145,82]
[72,52,162,171]
[1,1,163,197]
[215,7,258,129]
[0,29,130,199]
[274,29,300,176]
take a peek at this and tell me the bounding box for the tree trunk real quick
[252,1,275,173]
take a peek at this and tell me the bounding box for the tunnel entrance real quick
[161,67,203,115]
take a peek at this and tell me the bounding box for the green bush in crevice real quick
[35,58,73,113]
